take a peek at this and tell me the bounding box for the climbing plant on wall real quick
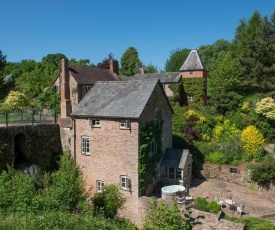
[184,78,205,104]
[138,121,163,192]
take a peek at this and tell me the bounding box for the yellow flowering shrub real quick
[202,134,210,142]
[213,120,240,142]
[186,109,198,119]
[241,125,265,156]
[198,116,206,124]
[241,102,250,114]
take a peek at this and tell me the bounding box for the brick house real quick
[69,79,192,225]
[128,49,207,104]
[180,49,207,103]
[54,59,121,118]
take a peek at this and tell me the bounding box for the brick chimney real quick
[109,60,119,75]
[60,58,72,118]
[140,66,145,74]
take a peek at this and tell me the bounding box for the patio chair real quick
[235,204,245,216]
[215,196,224,207]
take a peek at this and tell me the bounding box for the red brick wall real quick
[181,70,206,78]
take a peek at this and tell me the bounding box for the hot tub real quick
[161,185,185,201]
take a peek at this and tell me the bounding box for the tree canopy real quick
[164,48,190,72]
[120,47,142,76]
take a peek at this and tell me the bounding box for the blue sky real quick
[1,0,274,70]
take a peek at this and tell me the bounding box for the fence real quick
[0,109,57,127]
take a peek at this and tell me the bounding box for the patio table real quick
[225,199,235,209]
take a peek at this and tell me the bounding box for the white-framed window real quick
[150,139,157,157]
[189,71,193,75]
[154,108,163,122]
[81,136,90,155]
[120,119,131,129]
[89,118,100,127]
[162,167,183,180]
[86,86,91,92]
[187,94,194,102]
[96,180,104,193]
[120,176,131,191]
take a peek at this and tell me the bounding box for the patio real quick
[189,177,275,217]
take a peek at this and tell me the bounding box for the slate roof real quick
[180,49,205,71]
[71,79,171,119]
[68,65,121,84]
[160,149,190,169]
[124,72,181,84]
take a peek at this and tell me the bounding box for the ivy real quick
[184,78,205,104]
[138,121,163,192]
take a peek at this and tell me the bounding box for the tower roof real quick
[180,49,205,71]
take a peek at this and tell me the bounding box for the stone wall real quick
[195,162,251,186]
[0,124,62,171]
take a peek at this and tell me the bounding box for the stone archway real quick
[14,133,27,164]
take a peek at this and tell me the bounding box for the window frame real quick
[189,71,194,75]
[150,139,157,157]
[120,176,131,191]
[81,135,90,155]
[85,85,91,92]
[162,167,183,181]
[154,108,163,123]
[120,119,131,130]
[187,94,194,102]
[89,118,101,127]
[96,180,104,193]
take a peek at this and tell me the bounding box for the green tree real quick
[165,48,190,72]
[0,50,7,71]
[144,63,158,73]
[37,86,60,112]
[41,53,66,67]
[120,47,142,76]
[97,53,117,69]
[4,91,28,108]
[69,58,93,66]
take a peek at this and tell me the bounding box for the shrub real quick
[92,184,125,219]
[143,198,203,230]
[194,197,209,212]
[207,152,224,164]
[230,160,240,166]
[241,125,265,157]
[250,159,275,185]
[207,201,221,213]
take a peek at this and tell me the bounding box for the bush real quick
[92,184,125,219]
[250,159,275,185]
[207,201,221,213]
[143,198,203,230]
[241,125,265,157]
[207,152,224,164]
[194,197,209,212]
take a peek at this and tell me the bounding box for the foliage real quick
[194,197,209,212]
[164,48,190,72]
[41,153,86,212]
[208,91,243,115]
[4,90,28,108]
[144,62,158,73]
[241,125,265,157]
[250,159,275,185]
[96,53,117,69]
[92,184,125,219]
[69,58,92,66]
[142,198,203,230]
[0,166,36,213]
[255,97,275,120]
[184,78,205,104]
[139,121,163,191]
[37,86,60,113]
[0,50,7,71]
[120,47,142,76]
[194,197,221,214]
[41,53,66,67]
[207,152,224,165]
[0,211,137,230]
[224,215,275,230]
[206,201,221,213]
[213,120,240,142]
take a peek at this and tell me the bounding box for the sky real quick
[1,0,274,70]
